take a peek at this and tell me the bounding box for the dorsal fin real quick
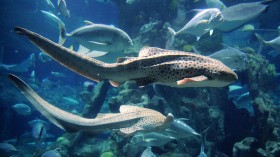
[119,105,151,113]
[138,47,169,57]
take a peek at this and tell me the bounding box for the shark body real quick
[8,74,174,136]
[15,27,237,88]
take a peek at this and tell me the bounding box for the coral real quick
[232,137,257,157]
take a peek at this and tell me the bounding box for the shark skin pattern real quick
[14,27,238,88]
[8,74,174,136]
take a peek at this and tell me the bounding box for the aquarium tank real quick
[0,0,280,157]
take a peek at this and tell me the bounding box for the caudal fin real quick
[255,33,267,54]
[41,10,66,45]
[166,27,176,49]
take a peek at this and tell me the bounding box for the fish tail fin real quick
[255,33,267,54]
[40,10,66,45]
[166,27,176,49]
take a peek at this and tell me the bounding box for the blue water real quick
[0,0,280,157]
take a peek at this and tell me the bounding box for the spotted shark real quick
[14,27,237,88]
[8,74,174,136]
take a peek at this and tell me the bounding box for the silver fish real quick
[209,45,248,71]
[0,143,19,157]
[12,103,32,116]
[57,0,70,18]
[14,27,238,88]
[140,147,157,157]
[255,33,280,53]
[9,74,174,136]
[165,118,200,139]
[1,53,35,72]
[198,144,207,157]
[28,119,49,139]
[167,8,223,45]
[217,1,270,32]
[205,0,227,10]
[41,148,61,157]
[131,132,174,147]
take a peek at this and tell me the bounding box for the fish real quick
[41,148,61,157]
[131,132,174,147]
[198,144,207,157]
[38,52,52,62]
[167,8,224,46]
[62,97,79,106]
[41,11,132,56]
[57,0,70,18]
[14,27,238,88]
[228,84,248,98]
[205,0,226,10]
[164,118,200,139]
[8,74,174,136]
[140,147,157,157]
[43,0,55,10]
[217,1,270,32]
[208,44,248,71]
[50,71,65,77]
[255,33,280,54]
[12,103,32,116]
[242,24,255,32]
[28,119,49,139]
[0,143,19,157]
[0,53,35,72]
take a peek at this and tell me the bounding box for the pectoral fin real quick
[195,20,209,26]
[177,75,208,85]
[109,80,120,87]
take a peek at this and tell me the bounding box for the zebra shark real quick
[8,74,174,136]
[14,27,238,87]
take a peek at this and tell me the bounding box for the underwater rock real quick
[232,137,257,157]
[82,81,110,118]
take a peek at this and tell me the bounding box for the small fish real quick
[62,97,79,106]
[51,71,65,77]
[131,132,174,147]
[209,44,248,71]
[12,103,32,116]
[9,74,174,136]
[0,143,19,157]
[140,147,157,157]
[228,84,248,98]
[28,119,49,139]
[1,53,35,72]
[242,24,255,32]
[14,27,238,88]
[205,0,226,10]
[41,11,132,56]
[217,1,270,32]
[255,33,280,54]
[57,0,70,18]
[41,148,61,157]
[167,8,223,45]
[165,118,200,139]
[198,144,207,157]
[42,0,55,10]
[39,52,52,62]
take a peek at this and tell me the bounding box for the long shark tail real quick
[14,26,105,83]
[166,27,176,49]
[8,74,90,133]
[41,10,66,45]
[255,33,267,54]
